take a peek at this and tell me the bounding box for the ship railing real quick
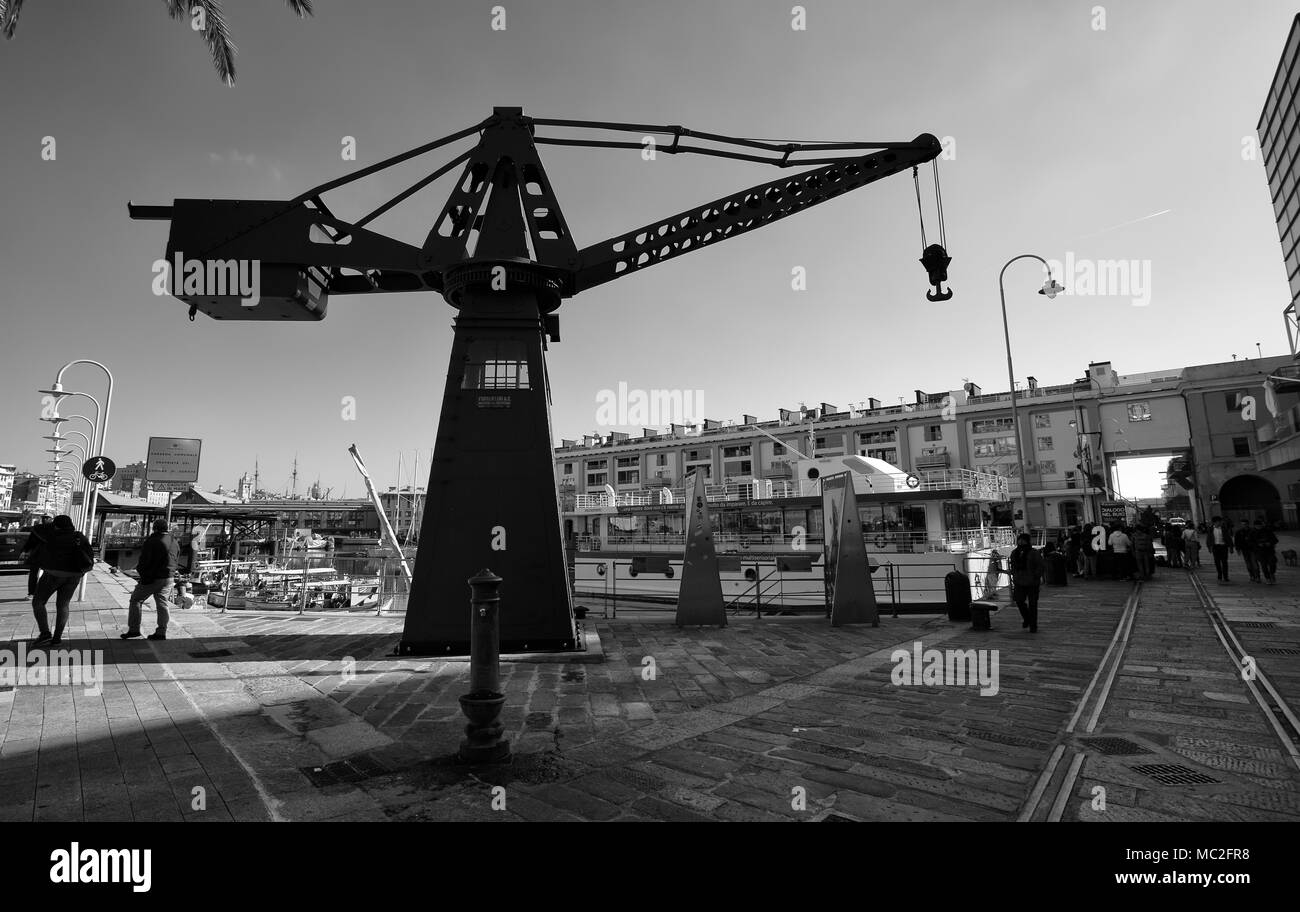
[573,526,1016,554]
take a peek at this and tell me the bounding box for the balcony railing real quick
[572,526,1016,554]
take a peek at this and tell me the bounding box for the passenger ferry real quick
[564,455,1012,611]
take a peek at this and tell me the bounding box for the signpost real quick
[81,456,116,484]
[146,437,202,525]
[1098,501,1127,524]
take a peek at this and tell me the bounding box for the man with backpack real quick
[30,515,94,647]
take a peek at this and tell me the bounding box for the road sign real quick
[82,456,116,483]
[146,437,202,483]
[1098,501,1127,523]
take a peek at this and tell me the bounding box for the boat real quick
[564,454,1013,611]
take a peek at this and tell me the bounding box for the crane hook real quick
[920,243,953,301]
[188,305,197,322]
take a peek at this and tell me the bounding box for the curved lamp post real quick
[999,255,1064,532]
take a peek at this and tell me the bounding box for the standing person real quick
[122,519,179,641]
[1253,519,1279,585]
[21,514,53,597]
[1133,524,1156,580]
[1164,524,1184,569]
[1234,522,1260,583]
[1066,526,1083,579]
[30,515,94,646]
[1108,524,1134,580]
[1182,523,1201,569]
[1008,533,1045,633]
[1081,521,1098,579]
[1208,516,1233,583]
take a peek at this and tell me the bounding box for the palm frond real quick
[1,0,26,40]
[162,1,238,85]
[284,0,314,17]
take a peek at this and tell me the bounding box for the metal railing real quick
[574,526,1015,555]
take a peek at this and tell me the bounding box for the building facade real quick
[556,357,1300,531]
[1260,14,1300,354]
[0,464,14,512]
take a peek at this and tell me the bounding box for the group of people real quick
[1050,516,1282,585]
[20,515,185,645]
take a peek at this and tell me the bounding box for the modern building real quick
[556,356,1300,531]
[0,464,15,511]
[1260,14,1300,354]
[111,461,149,497]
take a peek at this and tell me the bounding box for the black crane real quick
[130,106,952,654]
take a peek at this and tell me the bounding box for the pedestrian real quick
[21,514,53,597]
[1253,519,1279,585]
[1066,526,1083,578]
[30,515,94,646]
[1208,516,1233,582]
[1008,533,1045,632]
[1182,523,1201,569]
[1108,523,1134,580]
[1133,524,1156,580]
[121,519,179,641]
[1043,541,1069,586]
[1234,522,1260,583]
[1164,524,1184,568]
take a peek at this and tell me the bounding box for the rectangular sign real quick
[149,481,192,493]
[1098,501,1127,522]
[146,437,202,483]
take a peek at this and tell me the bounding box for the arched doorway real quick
[1058,501,1082,528]
[1217,474,1281,527]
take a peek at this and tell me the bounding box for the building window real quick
[616,456,639,468]
[1037,436,1053,451]
[722,445,752,458]
[654,453,667,467]
[616,469,640,485]
[562,463,573,475]
[1127,402,1152,422]
[973,435,1016,457]
[972,417,1014,434]
[1033,414,1051,428]
[1225,390,1247,411]
[864,447,898,463]
[858,430,897,445]
[1233,436,1251,457]
[1039,459,1057,475]
[586,459,607,487]
[773,443,786,455]
[924,425,943,442]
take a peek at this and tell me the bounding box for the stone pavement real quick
[0,560,1297,822]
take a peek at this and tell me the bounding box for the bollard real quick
[457,569,511,764]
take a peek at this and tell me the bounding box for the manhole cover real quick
[966,729,1050,750]
[300,753,393,788]
[1234,621,1278,629]
[1130,763,1221,785]
[1081,737,1149,756]
[189,648,234,659]
[1259,647,1300,656]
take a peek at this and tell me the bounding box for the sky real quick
[0,0,1294,501]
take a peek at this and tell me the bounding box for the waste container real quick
[944,570,972,621]
[970,600,998,630]
[1044,551,1069,586]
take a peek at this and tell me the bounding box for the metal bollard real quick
[457,569,511,764]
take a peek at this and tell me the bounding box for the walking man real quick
[30,515,94,646]
[1182,523,1201,569]
[1253,519,1279,585]
[1133,524,1156,581]
[1008,533,1045,633]
[1209,516,1233,582]
[1234,522,1260,583]
[1108,524,1134,580]
[122,519,178,641]
[21,514,53,597]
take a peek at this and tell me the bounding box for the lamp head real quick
[1038,278,1065,299]
[36,384,66,397]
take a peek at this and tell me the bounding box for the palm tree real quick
[0,0,313,85]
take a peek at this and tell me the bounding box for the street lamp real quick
[999,254,1063,532]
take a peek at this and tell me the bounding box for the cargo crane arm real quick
[128,107,952,322]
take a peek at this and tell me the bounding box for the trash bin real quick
[970,600,998,630]
[944,570,972,622]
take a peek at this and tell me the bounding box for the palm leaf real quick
[161,1,237,85]
[0,0,26,40]
[284,0,314,16]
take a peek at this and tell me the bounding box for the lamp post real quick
[40,360,114,603]
[38,394,101,535]
[999,255,1064,533]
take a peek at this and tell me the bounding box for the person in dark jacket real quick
[1132,524,1156,580]
[1008,533,1045,633]
[1234,524,1260,583]
[21,514,53,597]
[122,519,179,641]
[1253,519,1279,585]
[30,515,93,646]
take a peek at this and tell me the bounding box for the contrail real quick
[1078,208,1172,239]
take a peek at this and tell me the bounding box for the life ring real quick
[596,564,607,576]
[665,566,674,578]
[629,565,639,577]
[873,535,888,549]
